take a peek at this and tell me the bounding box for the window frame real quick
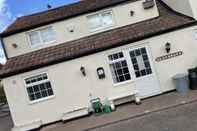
[129,47,153,79]
[27,26,56,48]
[108,51,133,86]
[87,10,114,32]
[23,72,55,104]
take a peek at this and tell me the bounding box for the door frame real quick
[126,44,162,97]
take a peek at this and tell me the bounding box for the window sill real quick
[113,80,134,87]
[30,40,57,49]
[29,95,55,105]
[89,24,114,34]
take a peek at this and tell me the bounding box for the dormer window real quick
[28,26,56,47]
[87,11,114,32]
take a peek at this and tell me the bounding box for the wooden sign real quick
[155,51,183,62]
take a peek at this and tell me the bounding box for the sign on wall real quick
[155,51,183,62]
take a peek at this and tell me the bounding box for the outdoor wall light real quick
[12,43,18,48]
[130,10,135,16]
[165,42,171,53]
[66,24,75,33]
[80,66,86,76]
[97,67,105,79]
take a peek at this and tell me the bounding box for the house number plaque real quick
[155,51,183,62]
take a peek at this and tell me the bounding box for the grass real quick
[0,87,6,103]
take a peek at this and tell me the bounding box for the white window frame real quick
[87,10,114,32]
[108,51,133,86]
[23,72,55,104]
[27,26,56,48]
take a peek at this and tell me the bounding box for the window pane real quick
[41,91,48,97]
[29,94,35,101]
[47,89,54,96]
[125,74,131,80]
[136,55,146,70]
[35,92,42,99]
[88,14,102,30]
[40,27,55,43]
[102,12,113,26]
[27,87,33,94]
[29,31,41,46]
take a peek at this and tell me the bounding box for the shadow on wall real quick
[0,84,7,104]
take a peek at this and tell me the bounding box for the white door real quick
[128,46,161,98]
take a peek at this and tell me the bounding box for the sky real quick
[0,0,79,64]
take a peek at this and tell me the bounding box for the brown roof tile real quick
[0,0,196,78]
[1,0,138,36]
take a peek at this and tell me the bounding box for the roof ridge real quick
[1,0,132,37]
[18,1,82,19]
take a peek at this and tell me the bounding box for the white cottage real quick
[0,0,197,130]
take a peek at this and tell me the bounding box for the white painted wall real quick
[189,0,197,19]
[162,0,197,19]
[3,25,197,129]
[2,0,159,58]
[162,0,193,17]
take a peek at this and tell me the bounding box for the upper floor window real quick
[87,11,114,32]
[28,26,56,47]
[25,73,54,102]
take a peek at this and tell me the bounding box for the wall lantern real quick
[12,43,18,48]
[97,67,105,79]
[165,42,171,53]
[66,24,75,33]
[130,10,135,16]
[80,66,86,76]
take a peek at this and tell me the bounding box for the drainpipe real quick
[0,37,8,60]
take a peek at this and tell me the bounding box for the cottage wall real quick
[3,25,197,127]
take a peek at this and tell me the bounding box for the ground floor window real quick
[108,52,131,84]
[24,73,54,101]
[108,47,153,84]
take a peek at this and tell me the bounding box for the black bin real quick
[188,68,197,90]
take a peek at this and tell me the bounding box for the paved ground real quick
[1,91,197,131]
[87,101,197,131]
[0,115,13,131]
[0,104,12,131]
[41,91,197,131]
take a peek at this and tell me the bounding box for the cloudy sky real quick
[0,0,78,64]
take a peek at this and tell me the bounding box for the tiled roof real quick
[1,0,138,36]
[0,0,196,78]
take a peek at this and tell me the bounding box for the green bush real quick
[0,87,6,103]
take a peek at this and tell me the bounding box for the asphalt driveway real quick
[87,101,197,131]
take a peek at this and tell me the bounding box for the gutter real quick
[0,37,8,59]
